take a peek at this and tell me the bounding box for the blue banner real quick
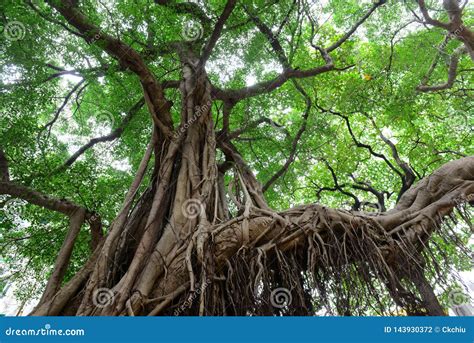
[1,317,472,343]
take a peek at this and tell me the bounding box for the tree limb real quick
[56,97,145,172]
[326,0,387,53]
[213,0,381,102]
[0,147,9,182]
[368,117,416,199]
[417,45,467,92]
[417,0,451,29]
[0,181,83,216]
[316,159,362,211]
[213,64,335,102]
[38,207,86,305]
[199,0,238,67]
[244,5,290,69]
[416,0,474,60]
[316,104,403,179]
[27,0,84,38]
[227,117,288,140]
[39,79,85,138]
[0,149,102,303]
[46,0,173,135]
[350,175,388,212]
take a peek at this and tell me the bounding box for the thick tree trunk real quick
[0,0,469,318]
[28,56,474,316]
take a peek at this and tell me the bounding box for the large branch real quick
[38,207,86,305]
[47,1,147,79]
[46,0,173,135]
[213,3,334,102]
[417,0,474,58]
[1,170,92,308]
[213,64,335,102]
[0,148,80,214]
[0,148,103,307]
[213,0,382,102]
[199,0,238,67]
[417,0,451,29]
[413,0,474,92]
[417,45,467,92]
[326,0,387,52]
[0,181,83,216]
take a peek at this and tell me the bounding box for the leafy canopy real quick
[0,0,472,309]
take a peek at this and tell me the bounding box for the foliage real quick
[0,0,472,314]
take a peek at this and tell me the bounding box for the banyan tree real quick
[0,0,473,316]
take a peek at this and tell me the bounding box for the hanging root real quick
[29,127,472,317]
[155,156,474,316]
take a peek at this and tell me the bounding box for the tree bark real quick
[29,64,474,315]
[15,0,472,317]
